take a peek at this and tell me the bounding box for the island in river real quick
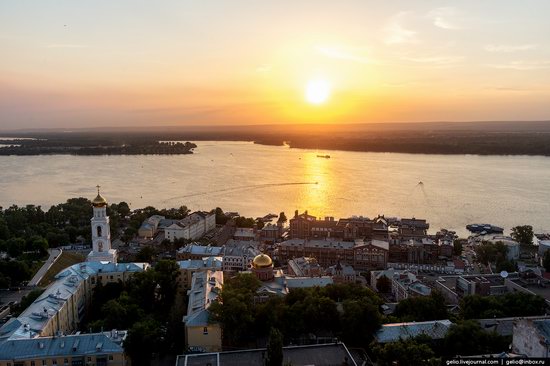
[0,137,197,156]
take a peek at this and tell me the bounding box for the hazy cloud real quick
[384,12,417,45]
[487,60,550,70]
[42,44,88,49]
[484,44,538,53]
[255,64,272,73]
[427,7,461,30]
[316,46,370,64]
[403,56,464,66]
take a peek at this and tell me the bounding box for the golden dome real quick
[252,253,273,269]
[92,193,107,207]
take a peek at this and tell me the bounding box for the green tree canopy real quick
[511,225,534,246]
[266,328,284,366]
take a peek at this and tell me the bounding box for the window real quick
[87,358,92,362]
[64,359,68,365]
[108,356,114,361]
[97,225,102,237]
[53,361,57,365]
[31,362,35,366]
[42,361,47,366]
[203,327,208,334]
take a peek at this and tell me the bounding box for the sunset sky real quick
[1,0,550,129]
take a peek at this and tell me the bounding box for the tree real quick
[543,251,550,272]
[215,207,228,225]
[153,260,180,310]
[235,216,256,228]
[453,240,463,256]
[496,259,515,272]
[30,236,49,256]
[135,246,154,262]
[266,328,284,366]
[460,292,546,319]
[7,237,25,258]
[341,298,382,345]
[373,338,435,366]
[376,275,392,293]
[394,291,449,322]
[474,241,508,266]
[443,320,509,357]
[124,317,163,366]
[511,225,534,246]
[0,217,9,240]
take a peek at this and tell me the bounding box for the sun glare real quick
[305,79,331,105]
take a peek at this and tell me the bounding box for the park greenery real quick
[459,292,546,319]
[209,274,384,349]
[0,198,130,287]
[84,260,183,366]
[212,274,547,364]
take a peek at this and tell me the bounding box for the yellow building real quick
[183,270,223,353]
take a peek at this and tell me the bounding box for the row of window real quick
[6,355,114,366]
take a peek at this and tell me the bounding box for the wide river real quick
[1,141,549,237]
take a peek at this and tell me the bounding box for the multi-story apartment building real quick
[183,270,223,353]
[177,257,223,291]
[278,239,388,270]
[0,331,128,366]
[289,211,338,239]
[0,262,147,345]
[287,257,322,277]
[176,244,224,260]
[165,211,216,242]
[290,211,391,241]
[221,240,260,272]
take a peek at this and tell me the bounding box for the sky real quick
[1,0,550,130]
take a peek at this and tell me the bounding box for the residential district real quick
[1,189,550,366]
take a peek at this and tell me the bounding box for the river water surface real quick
[1,141,549,237]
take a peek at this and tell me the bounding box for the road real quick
[28,248,61,287]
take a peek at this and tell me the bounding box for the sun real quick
[305,79,331,105]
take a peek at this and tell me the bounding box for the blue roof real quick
[374,320,453,343]
[0,261,147,342]
[0,332,124,360]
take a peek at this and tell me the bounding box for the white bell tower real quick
[87,185,117,263]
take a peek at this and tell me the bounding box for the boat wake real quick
[162,181,318,203]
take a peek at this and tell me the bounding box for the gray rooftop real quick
[0,261,147,342]
[0,331,125,361]
[374,319,453,343]
[184,271,223,327]
[177,342,358,366]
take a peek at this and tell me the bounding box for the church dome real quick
[252,253,273,269]
[92,193,107,207]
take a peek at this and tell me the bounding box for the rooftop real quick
[177,257,223,270]
[184,270,223,327]
[177,342,359,366]
[374,319,453,343]
[0,331,126,361]
[178,244,224,256]
[0,261,148,342]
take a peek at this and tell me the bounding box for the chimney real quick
[294,210,298,218]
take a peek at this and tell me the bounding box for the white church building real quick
[87,186,118,263]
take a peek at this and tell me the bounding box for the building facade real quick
[183,270,223,353]
[165,211,216,242]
